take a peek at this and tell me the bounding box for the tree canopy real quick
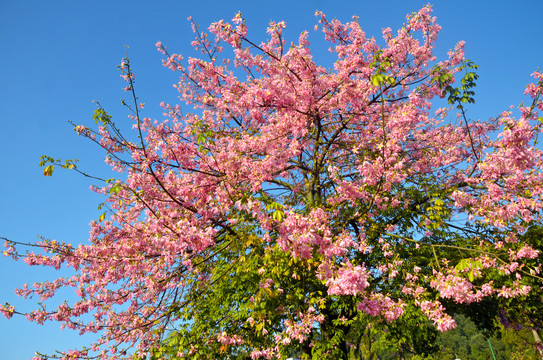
[2,5,543,360]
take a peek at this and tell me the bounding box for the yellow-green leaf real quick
[43,165,54,177]
[110,185,121,195]
[371,74,383,87]
[272,210,284,221]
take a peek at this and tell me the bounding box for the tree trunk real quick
[532,329,543,359]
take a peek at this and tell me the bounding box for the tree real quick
[2,5,543,359]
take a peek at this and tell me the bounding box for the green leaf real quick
[371,74,383,87]
[98,212,106,222]
[93,108,112,126]
[272,210,284,221]
[110,185,122,195]
[455,259,483,282]
[255,322,263,334]
[455,259,470,272]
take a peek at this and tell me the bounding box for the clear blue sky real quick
[1,0,541,358]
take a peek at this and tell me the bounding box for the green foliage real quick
[370,51,396,87]
[39,155,79,177]
[455,259,483,283]
[93,107,113,126]
[443,60,479,106]
[498,224,543,330]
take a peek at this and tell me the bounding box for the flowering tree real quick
[3,5,543,359]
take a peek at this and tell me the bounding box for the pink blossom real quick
[517,246,539,259]
[327,263,370,296]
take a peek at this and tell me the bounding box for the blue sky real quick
[1,0,542,358]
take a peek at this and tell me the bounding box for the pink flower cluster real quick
[418,300,456,332]
[327,262,370,296]
[284,307,325,343]
[431,274,477,304]
[358,294,405,322]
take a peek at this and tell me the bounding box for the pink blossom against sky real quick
[0,0,542,358]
